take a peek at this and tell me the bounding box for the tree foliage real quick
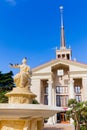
[66,99,87,130]
[0,71,15,103]
[32,99,39,104]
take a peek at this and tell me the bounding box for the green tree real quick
[66,99,87,130]
[0,71,15,103]
[32,99,39,104]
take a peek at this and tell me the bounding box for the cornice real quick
[70,71,87,75]
[32,72,52,76]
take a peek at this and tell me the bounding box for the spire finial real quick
[59,6,64,28]
[59,6,66,49]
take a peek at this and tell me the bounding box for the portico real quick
[31,59,86,124]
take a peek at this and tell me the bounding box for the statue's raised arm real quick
[10,57,31,88]
[9,63,20,68]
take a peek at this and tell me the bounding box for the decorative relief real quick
[1,120,25,130]
[9,96,29,104]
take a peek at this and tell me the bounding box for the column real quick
[47,79,54,124]
[70,54,72,60]
[68,78,75,99]
[37,120,43,130]
[23,121,30,130]
[65,54,67,59]
[68,78,75,124]
[30,119,37,130]
[53,86,57,124]
[47,79,53,106]
[82,77,87,101]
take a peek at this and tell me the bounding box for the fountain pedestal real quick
[6,87,36,104]
[1,87,44,130]
[0,88,37,130]
[0,118,43,130]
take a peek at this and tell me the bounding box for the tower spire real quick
[56,6,72,60]
[59,6,66,49]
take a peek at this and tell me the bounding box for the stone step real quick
[43,128,64,130]
[43,124,74,130]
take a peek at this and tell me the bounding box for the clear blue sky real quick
[0,0,87,74]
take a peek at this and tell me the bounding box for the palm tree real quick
[80,101,87,130]
[66,99,87,130]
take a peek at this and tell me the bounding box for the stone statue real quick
[10,57,31,88]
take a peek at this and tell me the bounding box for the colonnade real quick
[47,77,75,124]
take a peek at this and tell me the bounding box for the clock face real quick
[57,70,64,76]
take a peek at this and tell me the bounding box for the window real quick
[56,86,63,94]
[62,54,65,58]
[56,86,68,107]
[76,95,81,102]
[44,86,48,105]
[56,86,60,93]
[56,86,68,94]
[44,86,48,94]
[60,87,63,93]
[56,95,68,107]
[56,95,61,106]
[58,55,61,58]
[66,54,70,60]
[44,95,48,105]
[75,86,81,94]
[74,86,81,102]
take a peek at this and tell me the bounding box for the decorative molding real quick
[70,71,87,75]
[32,72,52,76]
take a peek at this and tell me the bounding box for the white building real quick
[31,7,87,124]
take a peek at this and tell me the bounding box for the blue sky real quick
[0,0,87,74]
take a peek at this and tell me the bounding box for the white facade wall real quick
[34,66,51,73]
[82,77,87,101]
[31,79,41,102]
[69,65,87,71]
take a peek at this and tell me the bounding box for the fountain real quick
[0,58,61,130]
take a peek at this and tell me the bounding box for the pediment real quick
[32,59,87,73]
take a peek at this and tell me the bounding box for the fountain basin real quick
[0,104,63,119]
[0,104,64,130]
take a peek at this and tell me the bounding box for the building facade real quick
[31,7,87,124]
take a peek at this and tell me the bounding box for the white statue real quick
[10,57,31,88]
